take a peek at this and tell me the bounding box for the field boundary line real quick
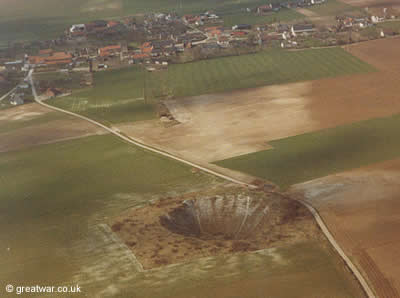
[97,224,144,272]
[29,70,375,298]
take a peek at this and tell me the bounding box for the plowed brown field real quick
[290,158,400,297]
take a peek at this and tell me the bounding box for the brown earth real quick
[289,158,400,297]
[308,38,400,128]
[0,103,107,153]
[117,37,400,166]
[111,186,319,269]
[117,82,315,163]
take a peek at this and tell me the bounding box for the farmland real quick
[215,113,400,189]
[220,9,304,28]
[0,133,220,288]
[148,47,374,98]
[51,67,155,125]
[308,0,361,16]
[0,130,363,297]
[0,103,105,153]
[50,47,374,124]
[290,159,400,297]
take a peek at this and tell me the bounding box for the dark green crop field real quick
[220,9,304,28]
[153,47,374,98]
[215,114,400,189]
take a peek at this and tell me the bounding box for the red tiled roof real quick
[141,42,152,48]
[45,59,72,65]
[231,31,247,36]
[46,52,72,61]
[107,21,119,27]
[39,49,53,55]
[132,53,150,59]
[99,45,122,57]
[28,56,46,64]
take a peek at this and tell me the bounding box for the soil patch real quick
[0,103,107,153]
[111,186,319,269]
[289,158,400,297]
[117,82,316,162]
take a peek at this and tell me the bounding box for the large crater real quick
[160,194,283,240]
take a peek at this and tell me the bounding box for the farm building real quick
[28,52,72,67]
[291,24,315,36]
[257,4,281,14]
[44,88,63,98]
[232,24,252,30]
[70,24,86,33]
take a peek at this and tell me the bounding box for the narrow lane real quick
[28,70,375,298]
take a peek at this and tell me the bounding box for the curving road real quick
[28,70,375,298]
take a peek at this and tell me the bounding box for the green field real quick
[221,9,304,28]
[51,66,155,125]
[308,0,360,16]
[0,131,363,297]
[0,134,219,285]
[50,47,374,124]
[146,47,374,98]
[215,113,400,189]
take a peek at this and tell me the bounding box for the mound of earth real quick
[110,187,319,269]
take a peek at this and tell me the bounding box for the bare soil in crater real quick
[110,186,321,269]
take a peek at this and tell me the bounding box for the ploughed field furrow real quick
[356,249,399,298]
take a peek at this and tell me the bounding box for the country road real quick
[28,70,375,298]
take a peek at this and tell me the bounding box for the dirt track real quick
[289,159,400,297]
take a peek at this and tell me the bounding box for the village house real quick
[132,53,150,63]
[28,52,72,68]
[257,4,281,14]
[98,45,122,58]
[231,31,248,38]
[70,24,86,33]
[44,87,63,98]
[140,42,154,55]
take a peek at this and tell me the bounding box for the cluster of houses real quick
[1,1,399,78]
[28,49,73,69]
[182,11,221,26]
[336,11,396,32]
[68,19,131,39]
